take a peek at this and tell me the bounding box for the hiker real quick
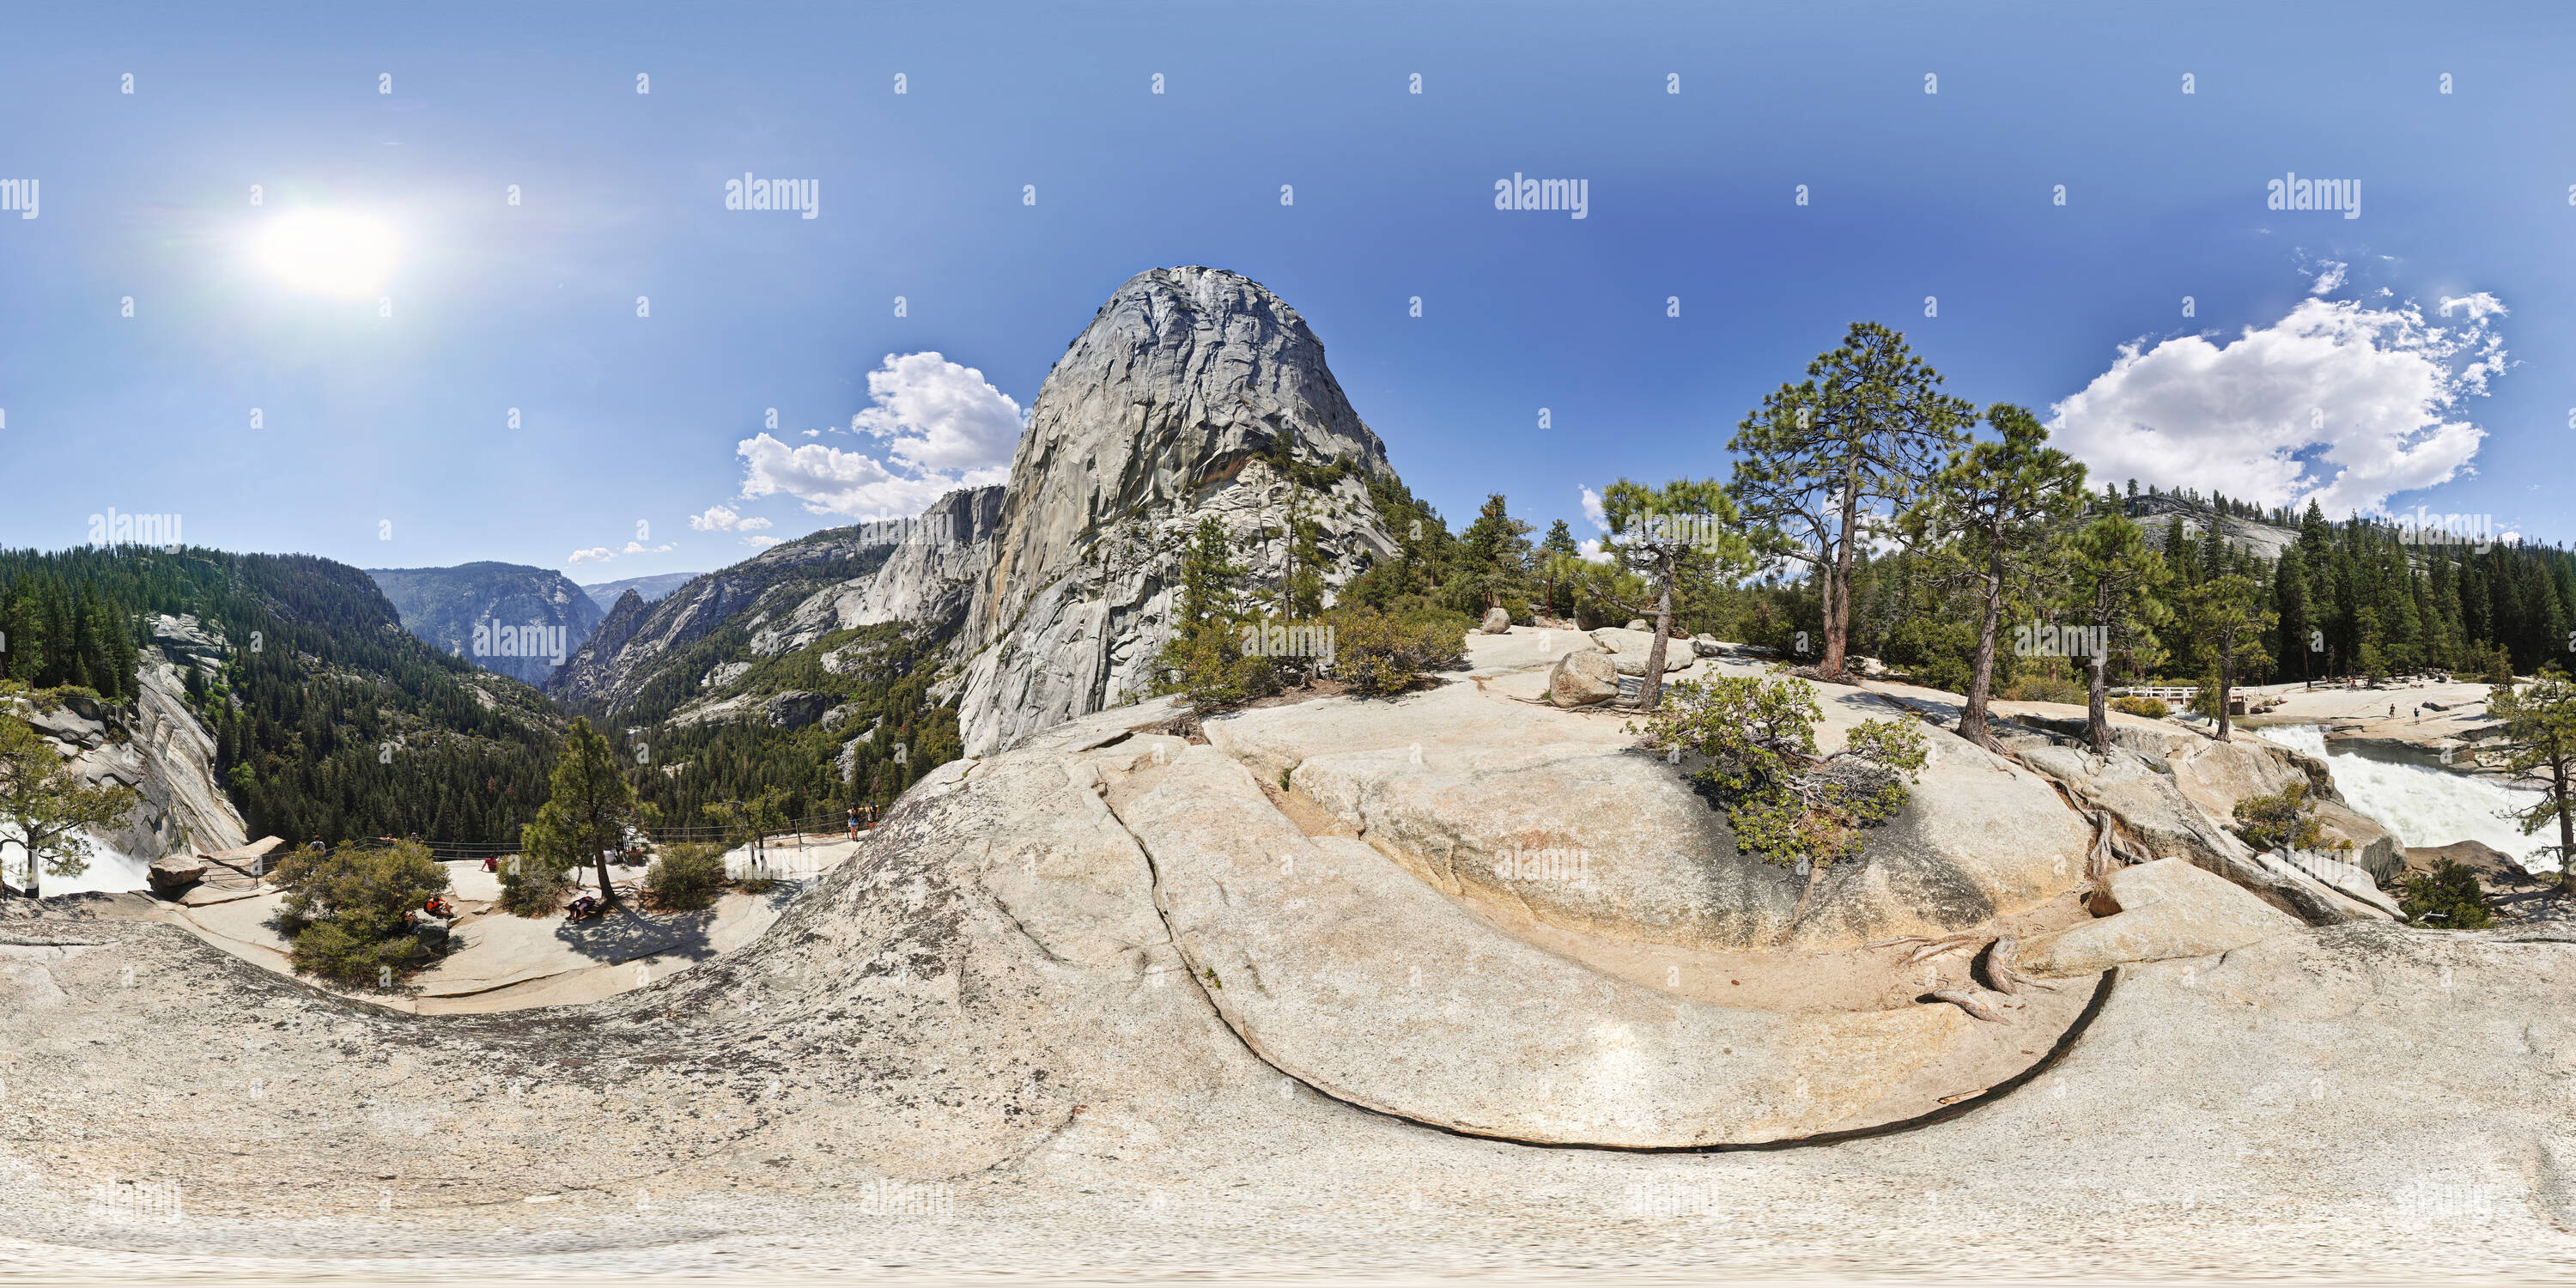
[481,855,498,872]
[848,806,861,840]
[568,893,598,921]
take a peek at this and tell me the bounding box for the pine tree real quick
[2066,511,2171,754]
[1730,322,1974,681]
[1597,478,1753,710]
[1452,494,1535,617]
[1905,404,2089,750]
[521,717,638,907]
[2187,574,2276,742]
[2489,665,2576,892]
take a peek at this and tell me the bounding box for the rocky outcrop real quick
[547,531,900,713]
[366,562,607,687]
[2022,859,2301,976]
[948,268,1405,756]
[746,485,1006,656]
[8,643,250,867]
[764,690,831,730]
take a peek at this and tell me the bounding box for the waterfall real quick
[2,829,153,897]
[2264,725,2561,877]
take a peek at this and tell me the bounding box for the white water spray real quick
[2265,725,2560,876]
[2,829,153,897]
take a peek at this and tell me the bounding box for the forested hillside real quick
[0,544,563,847]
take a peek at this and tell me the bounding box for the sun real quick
[256,210,398,298]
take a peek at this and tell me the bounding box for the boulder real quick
[1546,649,1619,707]
[410,912,453,956]
[1479,607,1510,635]
[2020,859,2301,976]
[1589,628,1692,675]
[2311,799,2403,883]
[2403,839,2529,882]
[1624,618,1649,631]
[764,690,832,730]
[145,854,208,898]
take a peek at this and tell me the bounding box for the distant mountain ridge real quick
[1,544,563,849]
[579,571,701,612]
[367,562,607,686]
[2123,493,2301,562]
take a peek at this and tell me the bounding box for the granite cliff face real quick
[545,535,896,714]
[549,268,1413,758]
[366,562,607,687]
[4,615,249,879]
[947,266,1404,754]
[746,485,1006,658]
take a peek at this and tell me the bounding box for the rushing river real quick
[2263,724,2559,877]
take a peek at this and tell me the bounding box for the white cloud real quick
[2308,259,2348,295]
[2440,292,2506,321]
[726,351,1024,520]
[623,541,675,555]
[2049,294,2507,518]
[687,504,771,532]
[852,351,1026,473]
[1576,538,1613,564]
[568,546,614,564]
[1580,487,1607,532]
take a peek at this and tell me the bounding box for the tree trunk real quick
[1823,474,1859,679]
[2555,757,2575,896]
[1959,567,2004,750]
[2215,647,2236,742]
[1638,572,1674,711]
[2087,649,2111,756]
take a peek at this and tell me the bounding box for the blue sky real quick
[3,0,2570,580]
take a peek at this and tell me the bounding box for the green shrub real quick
[1152,626,1279,714]
[2110,696,2169,719]
[2232,781,2330,854]
[1631,674,1929,872]
[646,841,730,911]
[2002,671,2086,705]
[2397,859,2495,929]
[270,840,450,986]
[496,819,578,916]
[1324,601,1470,698]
